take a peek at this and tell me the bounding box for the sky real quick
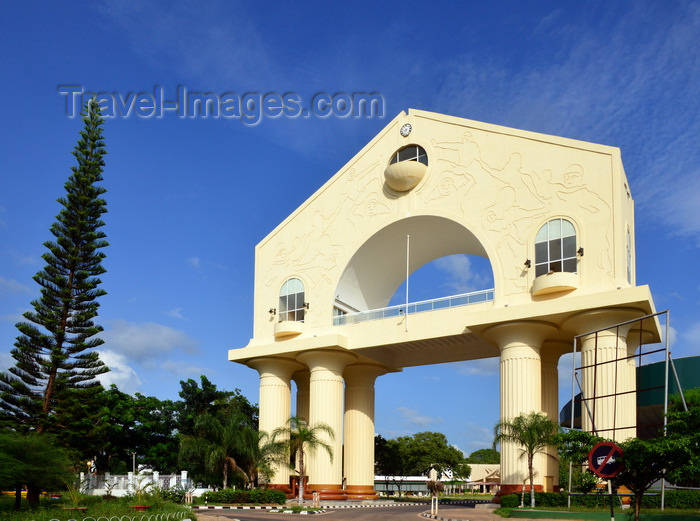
[1,1,699,456]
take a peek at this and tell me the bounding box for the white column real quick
[484,320,557,496]
[248,357,303,490]
[541,341,571,491]
[297,349,356,500]
[344,364,387,499]
[565,308,644,441]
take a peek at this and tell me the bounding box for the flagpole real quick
[405,234,410,332]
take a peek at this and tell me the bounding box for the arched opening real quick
[333,216,495,323]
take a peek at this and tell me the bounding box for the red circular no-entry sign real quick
[588,442,624,478]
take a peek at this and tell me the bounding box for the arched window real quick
[279,278,305,322]
[535,219,577,277]
[389,144,428,166]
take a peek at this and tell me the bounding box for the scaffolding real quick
[566,310,689,509]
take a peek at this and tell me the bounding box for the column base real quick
[345,485,378,500]
[495,484,544,503]
[305,484,347,500]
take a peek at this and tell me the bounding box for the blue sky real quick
[1,1,699,455]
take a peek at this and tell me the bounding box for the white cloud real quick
[186,257,201,269]
[0,276,31,295]
[655,173,700,243]
[434,4,700,244]
[96,1,274,89]
[679,321,700,357]
[160,359,207,379]
[433,254,493,294]
[396,406,443,427]
[97,349,142,395]
[462,422,494,453]
[0,312,25,324]
[0,350,13,373]
[664,325,678,349]
[166,307,186,320]
[7,250,39,266]
[100,319,200,365]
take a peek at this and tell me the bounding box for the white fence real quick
[80,471,208,497]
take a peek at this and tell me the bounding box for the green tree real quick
[176,376,259,483]
[97,386,179,473]
[375,434,412,496]
[0,99,109,446]
[180,411,255,489]
[493,412,560,508]
[238,429,278,488]
[665,387,700,487]
[176,376,230,436]
[0,432,73,509]
[374,432,470,496]
[270,416,334,505]
[552,429,604,494]
[615,436,692,521]
[176,376,257,435]
[401,431,470,478]
[467,448,500,464]
[131,393,179,472]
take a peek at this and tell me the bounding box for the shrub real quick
[263,489,287,504]
[499,494,519,508]
[498,491,611,509]
[500,490,700,510]
[633,489,700,509]
[157,485,188,503]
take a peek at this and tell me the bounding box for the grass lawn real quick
[0,494,194,521]
[497,505,700,519]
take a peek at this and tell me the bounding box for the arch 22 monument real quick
[228,109,658,500]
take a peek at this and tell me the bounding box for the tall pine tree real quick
[0,98,109,441]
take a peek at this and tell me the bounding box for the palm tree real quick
[270,416,334,505]
[242,430,279,488]
[180,411,254,488]
[493,411,559,508]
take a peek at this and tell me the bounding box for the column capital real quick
[626,327,658,355]
[563,307,646,338]
[344,364,388,386]
[483,320,558,349]
[248,357,304,378]
[297,349,357,373]
[541,340,572,366]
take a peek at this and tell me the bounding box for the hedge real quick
[500,490,700,510]
[500,491,619,509]
[631,490,700,509]
[203,488,287,505]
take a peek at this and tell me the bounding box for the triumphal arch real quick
[229,109,657,499]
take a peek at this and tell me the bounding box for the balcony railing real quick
[333,288,494,326]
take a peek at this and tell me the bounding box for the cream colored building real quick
[229,109,657,499]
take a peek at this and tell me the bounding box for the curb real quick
[194,502,420,510]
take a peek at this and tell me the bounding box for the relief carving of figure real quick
[341,161,392,231]
[483,186,547,294]
[423,169,476,206]
[548,164,614,276]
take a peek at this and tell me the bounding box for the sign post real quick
[588,442,624,521]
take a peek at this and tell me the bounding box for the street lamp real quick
[131,452,136,475]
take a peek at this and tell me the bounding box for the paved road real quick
[195,502,498,521]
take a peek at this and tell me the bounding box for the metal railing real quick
[333,288,494,326]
